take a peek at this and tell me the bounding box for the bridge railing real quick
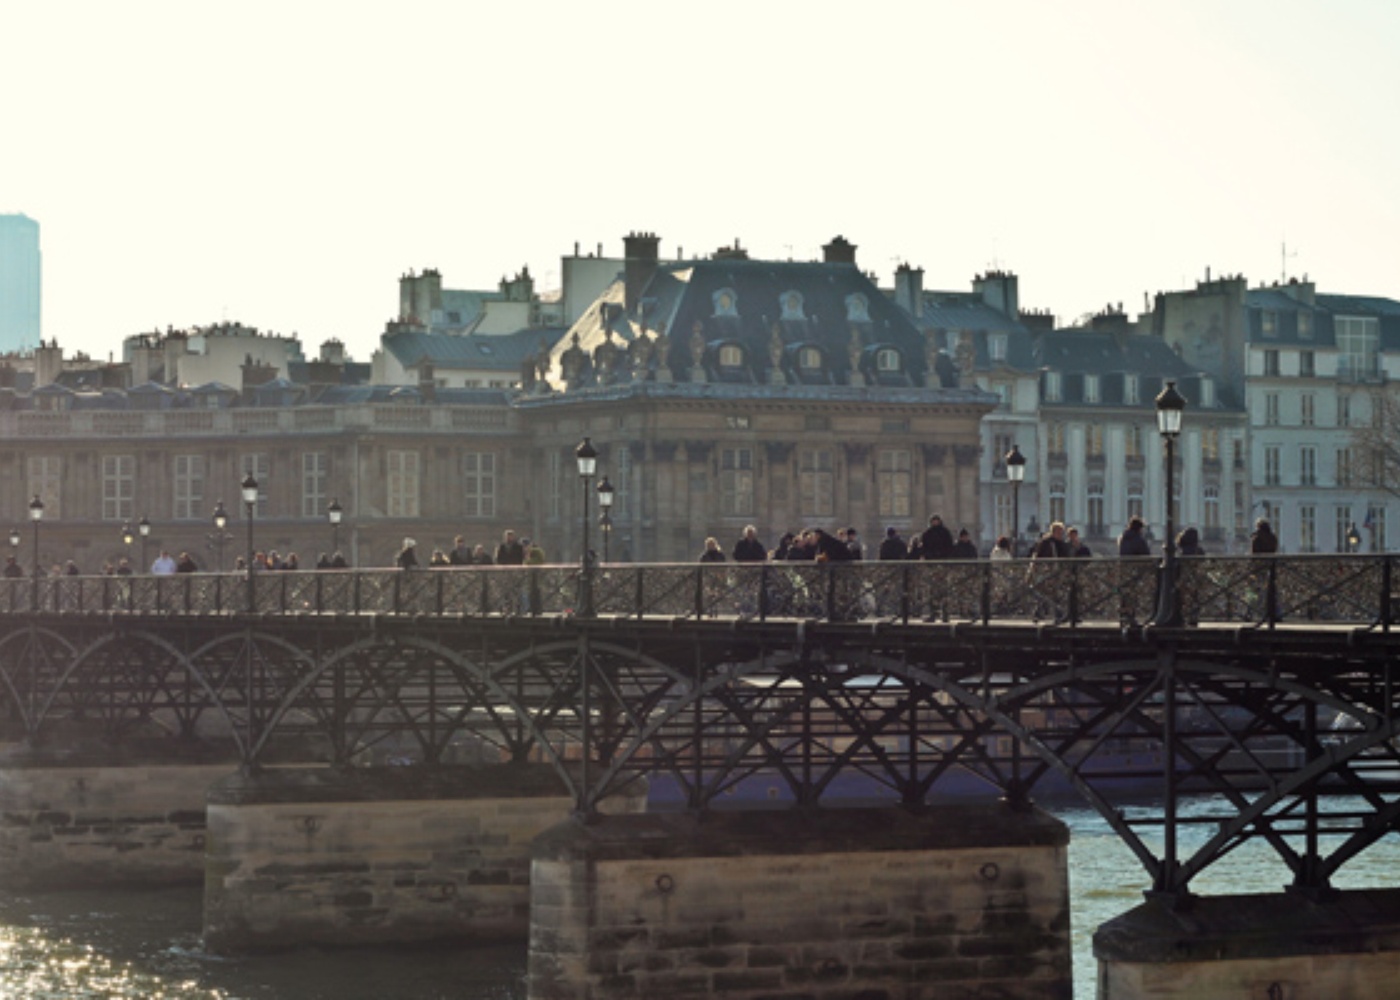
[0,554,1393,626]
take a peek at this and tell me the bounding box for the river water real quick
[1,799,1395,999]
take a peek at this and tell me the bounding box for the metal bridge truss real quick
[0,601,1397,902]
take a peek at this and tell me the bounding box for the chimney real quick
[823,235,857,265]
[624,231,661,313]
[972,271,1019,317]
[34,340,63,388]
[399,268,443,326]
[894,264,924,319]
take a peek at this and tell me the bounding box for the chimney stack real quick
[623,231,661,314]
[894,264,925,319]
[822,235,857,265]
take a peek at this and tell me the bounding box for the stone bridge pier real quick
[528,803,1073,1000]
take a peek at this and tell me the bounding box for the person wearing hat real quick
[396,537,419,569]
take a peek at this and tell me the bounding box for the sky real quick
[2,0,1397,363]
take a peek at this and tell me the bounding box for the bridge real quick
[2,556,1399,997]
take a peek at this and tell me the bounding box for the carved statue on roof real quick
[769,323,784,370]
[630,332,653,378]
[848,326,864,380]
[955,334,977,381]
[689,321,706,366]
[560,332,586,386]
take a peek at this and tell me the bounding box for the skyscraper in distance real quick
[0,214,41,351]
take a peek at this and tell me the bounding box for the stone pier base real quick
[203,764,641,954]
[1095,889,1400,999]
[529,803,1072,1000]
[0,752,231,890]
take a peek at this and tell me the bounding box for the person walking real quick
[1250,518,1279,554]
[396,537,420,570]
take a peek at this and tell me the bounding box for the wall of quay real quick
[203,764,643,953]
[528,804,1072,1000]
[1096,889,1400,999]
[0,747,233,890]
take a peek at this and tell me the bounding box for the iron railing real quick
[1,554,1396,628]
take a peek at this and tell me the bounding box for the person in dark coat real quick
[1117,516,1152,557]
[951,529,979,559]
[3,555,22,579]
[878,527,908,561]
[1177,526,1205,556]
[1032,522,1069,559]
[1250,518,1279,554]
[919,514,954,560]
[813,528,852,562]
[495,529,525,566]
[732,525,767,562]
[396,537,420,569]
[1066,527,1092,558]
[699,537,726,563]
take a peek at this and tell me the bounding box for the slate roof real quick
[1242,289,1400,349]
[557,258,939,388]
[907,291,1039,371]
[1036,328,1241,410]
[382,326,564,373]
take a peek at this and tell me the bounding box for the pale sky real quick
[2,1,1397,362]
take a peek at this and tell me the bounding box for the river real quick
[1,799,1395,999]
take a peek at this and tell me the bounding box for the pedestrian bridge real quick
[0,555,1397,899]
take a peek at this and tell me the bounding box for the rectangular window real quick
[1300,446,1317,486]
[1049,484,1066,526]
[1234,483,1247,533]
[1048,422,1066,454]
[241,453,269,518]
[1264,394,1280,426]
[1128,488,1144,522]
[1300,351,1315,377]
[102,454,134,522]
[799,448,834,518]
[1337,447,1352,487]
[1261,312,1278,338]
[1264,445,1281,486]
[1299,505,1316,553]
[720,447,755,517]
[1337,316,1380,380]
[1043,371,1062,403]
[1087,424,1104,458]
[1300,394,1315,427]
[1368,506,1388,553]
[995,492,1013,541]
[301,452,327,519]
[989,333,1008,362]
[1202,429,1219,462]
[1204,486,1220,530]
[174,454,205,520]
[1336,506,1353,553]
[387,450,420,519]
[1087,486,1105,535]
[1338,395,1352,427]
[1299,312,1314,339]
[1123,375,1139,406]
[877,448,912,519]
[463,452,496,518]
[1264,350,1280,376]
[1126,424,1143,459]
[28,456,62,520]
[1084,374,1100,404]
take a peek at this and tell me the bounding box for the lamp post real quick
[327,498,343,557]
[1150,380,1186,627]
[8,528,19,551]
[1005,444,1026,557]
[210,501,230,572]
[28,494,44,606]
[138,516,151,573]
[576,437,598,616]
[241,473,259,611]
[596,476,614,565]
[1347,523,1361,554]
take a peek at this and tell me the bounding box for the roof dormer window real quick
[1043,370,1062,403]
[989,333,1008,362]
[713,288,739,318]
[719,344,744,368]
[1084,373,1100,404]
[845,293,871,324]
[1123,374,1139,405]
[799,346,822,371]
[781,291,806,322]
[1200,376,1215,408]
[876,348,901,372]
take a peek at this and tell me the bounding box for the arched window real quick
[876,348,901,372]
[1050,480,1066,526]
[1087,483,1105,535]
[799,346,823,371]
[781,291,806,321]
[719,344,743,367]
[712,288,739,318]
[845,293,871,323]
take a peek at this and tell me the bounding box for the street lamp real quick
[576,437,598,616]
[1150,380,1186,627]
[28,495,44,606]
[241,473,259,611]
[1347,523,1361,554]
[210,501,230,572]
[596,476,614,564]
[8,528,18,550]
[138,516,151,573]
[327,498,343,557]
[1005,444,1026,558]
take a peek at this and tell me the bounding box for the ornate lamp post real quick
[28,494,44,606]
[576,438,598,616]
[596,476,614,565]
[1150,380,1186,627]
[1005,444,1026,558]
[327,498,343,557]
[210,501,230,572]
[8,528,19,550]
[121,521,134,552]
[241,473,259,611]
[138,516,151,573]
[1347,523,1361,554]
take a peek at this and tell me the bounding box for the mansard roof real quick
[382,326,563,372]
[1036,327,1242,411]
